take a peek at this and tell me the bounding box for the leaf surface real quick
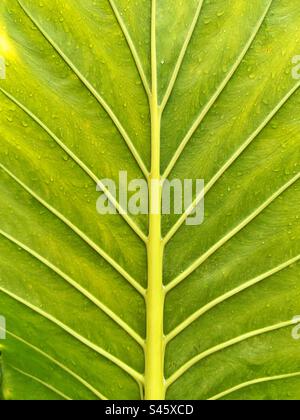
[0,0,299,400]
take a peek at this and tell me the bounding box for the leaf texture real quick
[0,0,299,400]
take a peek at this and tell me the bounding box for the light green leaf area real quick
[0,0,299,400]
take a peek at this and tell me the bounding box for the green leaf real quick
[0,0,299,400]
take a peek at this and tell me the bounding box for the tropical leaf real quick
[0,0,300,400]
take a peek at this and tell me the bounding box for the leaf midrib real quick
[1,0,298,400]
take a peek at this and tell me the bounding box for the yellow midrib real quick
[144,0,166,400]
